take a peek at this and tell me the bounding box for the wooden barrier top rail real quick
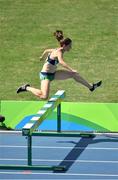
[22,90,65,136]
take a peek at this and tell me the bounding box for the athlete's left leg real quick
[55,70,92,89]
[55,70,102,91]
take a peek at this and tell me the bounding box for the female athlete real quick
[17,30,102,99]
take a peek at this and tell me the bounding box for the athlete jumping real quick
[17,30,102,99]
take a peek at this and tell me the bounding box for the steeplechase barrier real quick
[0,90,94,172]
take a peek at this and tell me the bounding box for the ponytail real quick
[54,30,72,47]
[53,30,64,42]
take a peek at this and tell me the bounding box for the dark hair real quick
[60,38,72,47]
[53,30,64,42]
[54,30,72,47]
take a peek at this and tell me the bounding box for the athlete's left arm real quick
[39,49,54,61]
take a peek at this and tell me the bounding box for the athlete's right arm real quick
[40,49,54,61]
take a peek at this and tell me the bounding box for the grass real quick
[0,0,118,102]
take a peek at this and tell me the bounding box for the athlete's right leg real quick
[17,80,50,100]
[40,79,50,100]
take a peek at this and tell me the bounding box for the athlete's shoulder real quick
[56,47,63,54]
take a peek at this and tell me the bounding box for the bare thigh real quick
[54,70,73,80]
[41,80,51,98]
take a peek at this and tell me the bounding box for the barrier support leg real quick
[0,165,66,171]
[0,133,66,171]
[27,135,32,166]
[57,103,61,132]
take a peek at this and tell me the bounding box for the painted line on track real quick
[0,145,118,150]
[0,171,118,177]
[0,158,118,163]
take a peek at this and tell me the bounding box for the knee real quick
[41,97,48,100]
[40,95,48,100]
[36,92,48,100]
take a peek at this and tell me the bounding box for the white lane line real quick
[0,158,118,163]
[0,171,118,177]
[0,145,118,150]
[0,130,22,134]
[0,130,118,136]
